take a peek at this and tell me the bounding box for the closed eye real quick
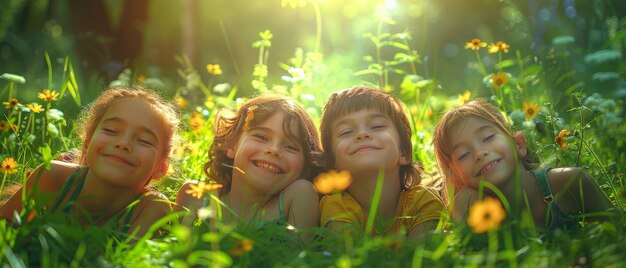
[372,123,386,129]
[253,134,269,141]
[102,128,117,134]
[285,144,300,152]
[483,134,495,142]
[138,139,154,146]
[457,152,469,161]
[338,129,352,137]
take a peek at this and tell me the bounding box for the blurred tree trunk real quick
[182,0,199,66]
[68,0,149,79]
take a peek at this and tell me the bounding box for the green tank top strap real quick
[51,167,88,213]
[532,167,554,203]
[117,193,143,233]
[278,191,287,221]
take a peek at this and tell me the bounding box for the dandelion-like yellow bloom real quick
[230,239,254,256]
[313,169,353,195]
[465,38,487,51]
[205,95,215,109]
[189,112,205,134]
[467,197,506,233]
[206,64,223,75]
[491,72,509,90]
[425,107,433,119]
[1,157,17,174]
[175,96,188,108]
[185,181,223,199]
[488,41,510,54]
[458,91,471,105]
[523,102,539,121]
[242,105,257,132]
[27,103,45,113]
[37,89,59,102]
[555,129,570,150]
[11,124,18,133]
[3,98,19,109]
[0,120,9,132]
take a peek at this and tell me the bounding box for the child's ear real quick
[399,153,410,165]
[513,133,527,157]
[226,148,235,159]
[151,157,170,180]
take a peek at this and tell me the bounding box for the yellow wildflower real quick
[175,96,188,108]
[185,181,223,199]
[27,103,45,113]
[465,38,487,51]
[0,120,9,132]
[488,41,510,54]
[1,157,17,174]
[207,64,223,75]
[491,72,509,90]
[313,170,352,195]
[189,112,205,134]
[523,102,539,121]
[555,129,570,150]
[230,239,254,256]
[425,107,433,119]
[458,90,471,105]
[3,98,19,109]
[37,89,59,102]
[467,197,506,233]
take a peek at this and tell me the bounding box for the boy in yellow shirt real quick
[319,86,444,238]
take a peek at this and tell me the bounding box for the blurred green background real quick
[2,0,624,103]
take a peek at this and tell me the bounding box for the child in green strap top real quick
[319,86,445,239]
[175,95,322,238]
[1,86,180,237]
[433,99,618,231]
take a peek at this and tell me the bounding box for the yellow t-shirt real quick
[320,186,444,235]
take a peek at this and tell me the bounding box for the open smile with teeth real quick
[477,159,500,176]
[253,160,284,174]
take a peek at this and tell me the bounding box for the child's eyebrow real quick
[102,117,159,141]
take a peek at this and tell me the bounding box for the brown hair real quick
[205,95,322,195]
[319,86,423,190]
[432,99,540,191]
[75,85,181,165]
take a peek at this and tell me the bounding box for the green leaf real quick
[495,60,515,69]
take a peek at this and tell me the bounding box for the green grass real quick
[2,8,626,266]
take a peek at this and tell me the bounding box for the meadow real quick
[1,0,625,267]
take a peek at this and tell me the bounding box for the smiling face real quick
[330,109,408,176]
[447,116,526,189]
[227,111,305,196]
[84,97,169,191]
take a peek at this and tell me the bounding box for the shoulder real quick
[283,179,319,206]
[452,187,479,222]
[27,160,82,192]
[135,191,172,217]
[547,167,593,192]
[404,186,445,207]
[283,179,317,198]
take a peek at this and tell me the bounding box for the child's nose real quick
[114,136,132,152]
[355,130,371,141]
[475,150,488,161]
[264,143,281,158]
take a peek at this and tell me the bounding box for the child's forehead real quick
[102,98,168,128]
[448,116,500,139]
[332,107,390,124]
